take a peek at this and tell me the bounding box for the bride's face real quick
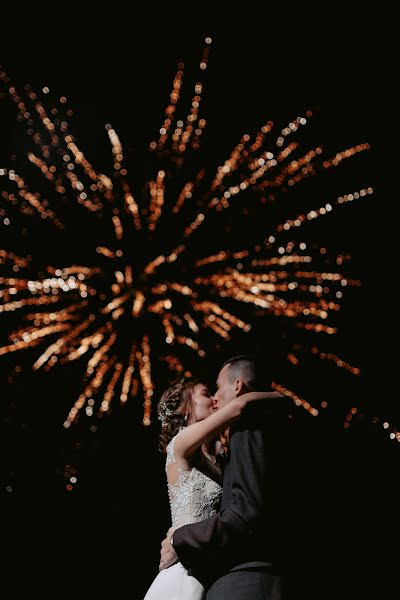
[189,383,215,423]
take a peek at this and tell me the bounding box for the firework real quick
[0,38,381,434]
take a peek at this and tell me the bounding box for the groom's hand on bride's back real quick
[159,527,178,571]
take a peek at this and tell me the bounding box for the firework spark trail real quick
[0,39,385,437]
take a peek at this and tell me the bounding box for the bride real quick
[143,376,281,599]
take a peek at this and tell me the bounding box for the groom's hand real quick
[159,527,178,571]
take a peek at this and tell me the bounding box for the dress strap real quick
[166,435,177,467]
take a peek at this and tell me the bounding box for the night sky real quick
[1,16,395,599]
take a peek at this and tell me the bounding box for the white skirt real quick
[143,562,205,600]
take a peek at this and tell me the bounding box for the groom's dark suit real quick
[173,397,292,599]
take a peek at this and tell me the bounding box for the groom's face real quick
[213,364,237,410]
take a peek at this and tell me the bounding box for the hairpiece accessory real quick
[158,401,175,423]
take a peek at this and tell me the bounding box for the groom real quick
[159,354,292,599]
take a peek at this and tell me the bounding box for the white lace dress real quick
[143,435,222,599]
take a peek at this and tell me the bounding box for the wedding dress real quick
[143,435,222,599]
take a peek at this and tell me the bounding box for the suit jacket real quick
[173,397,293,587]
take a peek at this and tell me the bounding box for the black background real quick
[1,13,395,599]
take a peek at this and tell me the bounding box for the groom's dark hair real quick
[221,354,273,391]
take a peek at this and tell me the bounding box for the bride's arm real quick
[174,390,283,459]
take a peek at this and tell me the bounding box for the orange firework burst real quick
[0,38,381,432]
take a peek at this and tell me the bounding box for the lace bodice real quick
[166,435,222,528]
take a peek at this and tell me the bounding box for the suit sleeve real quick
[173,420,267,575]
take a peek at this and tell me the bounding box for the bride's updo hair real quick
[158,377,200,454]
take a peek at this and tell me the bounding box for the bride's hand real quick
[241,390,284,402]
[264,391,284,400]
[159,527,178,571]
